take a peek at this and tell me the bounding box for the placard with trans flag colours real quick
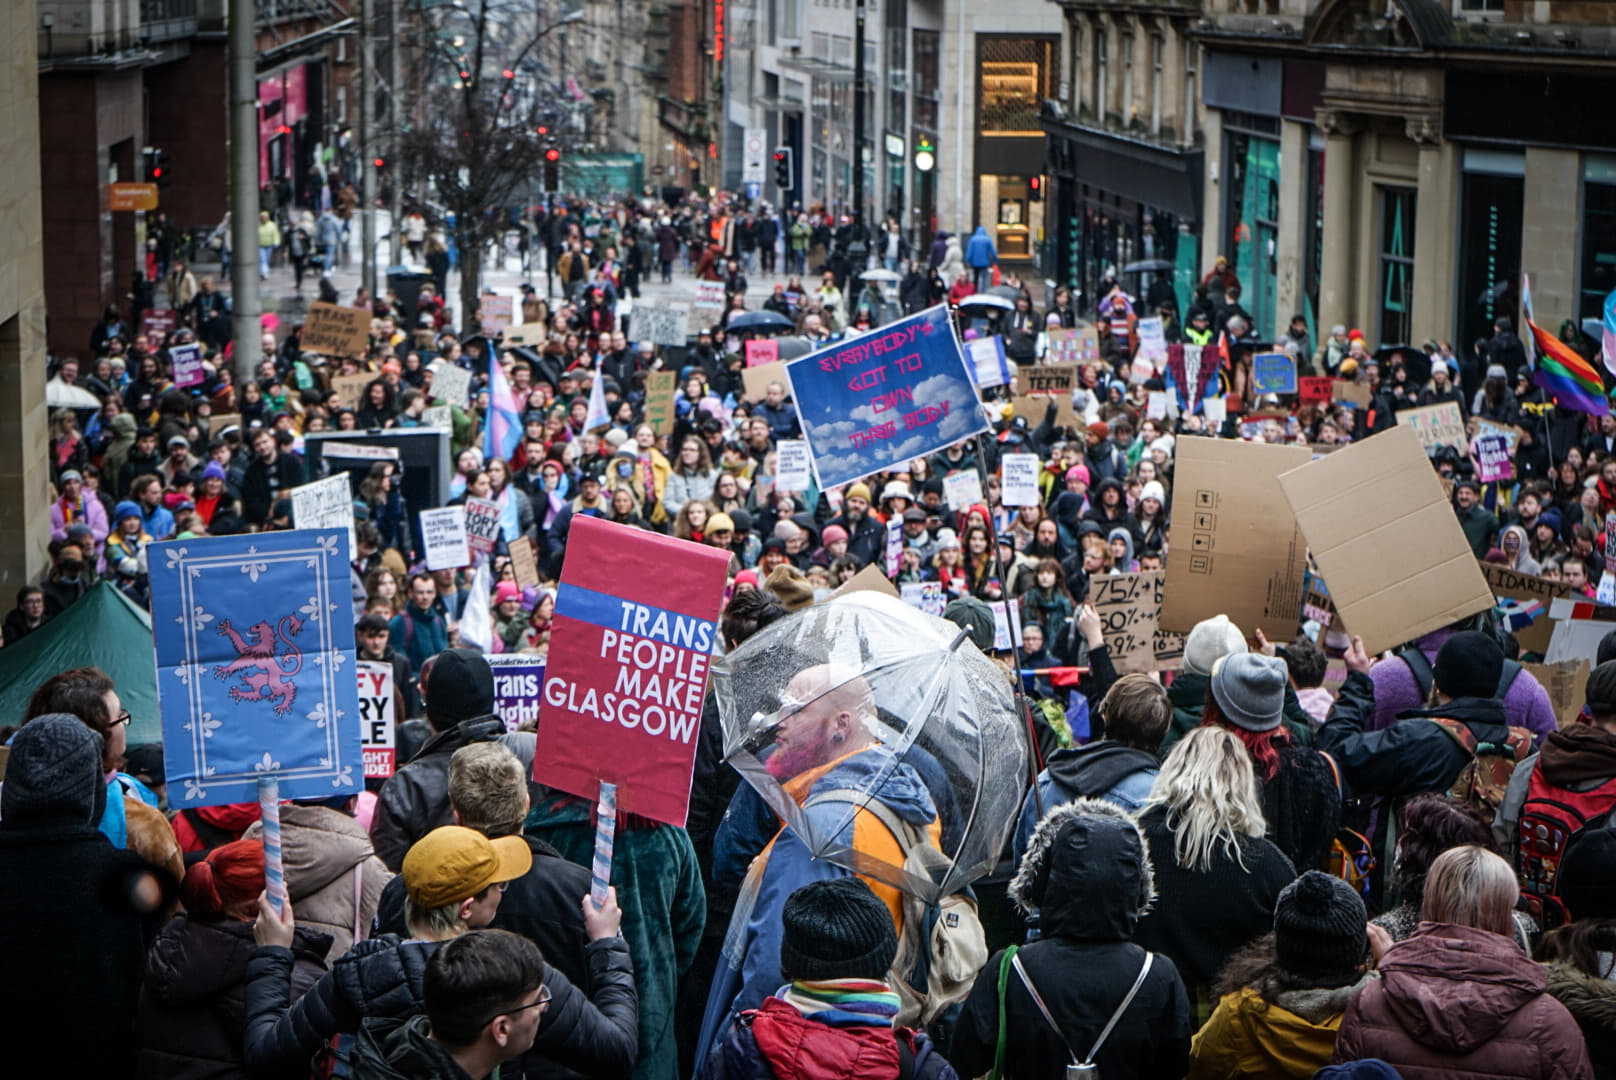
[150,530,362,809]
[536,516,731,826]
[784,305,987,491]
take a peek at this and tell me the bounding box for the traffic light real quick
[773,146,793,190]
[543,147,561,193]
[143,147,171,188]
[1029,175,1042,202]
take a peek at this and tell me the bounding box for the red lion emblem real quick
[214,616,305,715]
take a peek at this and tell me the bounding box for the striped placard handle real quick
[258,777,287,916]
[590,781,617,909]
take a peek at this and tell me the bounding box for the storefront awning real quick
[1045,119,1204,222]
[257,18,356,74]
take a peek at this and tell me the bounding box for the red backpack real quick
[1519,767,1616,929]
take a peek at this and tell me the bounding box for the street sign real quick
[742,127,766,184]
[745,181,761,200]
[108,183,159,212]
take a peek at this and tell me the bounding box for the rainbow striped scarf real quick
[780,978,901,1027]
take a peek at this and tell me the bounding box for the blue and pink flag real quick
[484,354,521,463]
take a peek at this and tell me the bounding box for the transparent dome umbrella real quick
[714,591,1028,903]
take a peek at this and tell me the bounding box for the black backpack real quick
[1397,646,1521,702]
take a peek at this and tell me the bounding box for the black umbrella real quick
[1121,258,1175,274]
[987,284,1022,301]
[725,310,795,334]
[1474,280,1511,306]
[1373,344,1431,387]
[508,346,561,390]
[774,336,815,361]
[956,293,1014,312]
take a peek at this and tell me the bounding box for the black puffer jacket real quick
[137,914,330,1079]
[368,717,505,871]
[244,933,638,1079]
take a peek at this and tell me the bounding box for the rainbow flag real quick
[1530,317,1609,416]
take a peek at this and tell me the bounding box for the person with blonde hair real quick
[1132,726,1297,1006]
[1336,845,1593,1078]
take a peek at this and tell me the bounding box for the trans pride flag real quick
[484,353,522,462]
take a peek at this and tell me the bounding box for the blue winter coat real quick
[694,748,938,1073]
[963,228,997,270]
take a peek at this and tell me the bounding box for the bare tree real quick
[396,0,573,336]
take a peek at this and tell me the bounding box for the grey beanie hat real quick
[1211,653,1288,732]
[1,714,105,825]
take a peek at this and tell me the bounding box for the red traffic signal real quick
[537,125,548,135]
[545,148,560,162]
[374,157,385,169]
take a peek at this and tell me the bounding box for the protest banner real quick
[1146,391,1169,420]
[1252,352,1298,395]
[1089,571,1187,674]
[943,469,984,510]
[1045,328,1081,366]
[1402,402,1467,456]
[419,506,470,570]
[741,360,787,402]
[479,294,514,336]
[463,496,503,555]
[421,405,452,430]
[508,536,541,588]
[1475,418,1520,455]
[784,305,988,491]
[692,281,726,313]
[775,439,813,492]
[1547,617,1616,664]
[635,304,691,347]
[1475,433,1514,483]
[1161,436,1310,641]
[1074,327,1101,364]
[745,339,779,367]
[140,308,179,338]
[427,359,473,406]
[150,529,363,809]
[536,516,730,827]
[1165,344,1218,414]
[1480,559,1570,657]
[289,474,357,558]
[1137,317,1168,369]
[356,660,396,779]
[487,653,547,732]
[1332,379,1372,407]
[641,371,678,435]
[990,599,1023,651]
[1202,395,1228,425]
[1000,453,1041,507]
[1299,376,1333,405]
[1600,512,1616,607]
[1278,425,1494,655]
[320,440,400,462]
[899,581,947,617]
[502,323,547,346]
[966,336,1011,389]
[1011,362,1080,427]
[330,372,372,410]
[170,343,205,389]
[301,301,371,357]
[884,517,903,577]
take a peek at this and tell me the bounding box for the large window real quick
[1457,163,1522,356]
[1121,30,1134,125]
[1581,157,1616,322]
[1150,33,1163,136]
[887,27,906,133]
[1093,24,1108,122]
[1378,187,1417,346]
[1225,127,1281,338]
[1068,19,1081,115]
[978,37,1055,136]
[912,29,939,131]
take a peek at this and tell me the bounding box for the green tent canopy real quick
[0,583,160,745]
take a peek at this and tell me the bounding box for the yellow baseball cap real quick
[402,826,533,908]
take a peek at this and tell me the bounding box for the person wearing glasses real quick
[353,929,551,1079]
[246,824,632,1080]
[22,666,184,885]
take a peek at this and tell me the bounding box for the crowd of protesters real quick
[7,186,1616,1079]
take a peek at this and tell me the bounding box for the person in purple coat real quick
[1367,623,1558,742]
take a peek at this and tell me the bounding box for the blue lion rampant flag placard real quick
[149,529,362,809]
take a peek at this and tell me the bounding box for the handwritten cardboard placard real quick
[331,372,372,410]
[1299,376,1333,405]
[643,371,678,435]
[1403,402,1467,456]
[745,338,779,368]
[509,536,541,587]
[1523,658,1590,732]
[635,304,691,347]
[428,359,472,406]
[1090,571,1187,674]
[302,301,371,358]
[1481,560,1571,657]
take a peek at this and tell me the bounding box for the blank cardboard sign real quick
[1277,425,1494,655]
[1160,436,1310,641]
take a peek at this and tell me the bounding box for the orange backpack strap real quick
[1427,716,1479,755]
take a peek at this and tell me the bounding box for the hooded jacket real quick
[1011,741,1160,864]
[953,800,1193,1080]
[1318,672,1517,798]
[1546,960,1616,1080]
[1190,980,1367,1080]
[695,748,939,1070]
[136,915,330,1080]
[369,716,505,872]
[1334,922,1593,1080]
[349,1013,474,1079]
[1493,724,1616,865]
[243,803,392,959]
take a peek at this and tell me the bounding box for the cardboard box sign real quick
[1160,435,1310,641]
[1402,402,1467,456]
[1089,571,1186,674]
[1523,659,1589,732]
[1480,560,1570,658]
[302,302,372,358]
[1277,425,1494,655]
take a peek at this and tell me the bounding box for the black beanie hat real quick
[778,877,898,982]
[1432,631,1504,701]
[1557,826,1616,921]
[425,648,496,728]
[1273,870,1368,982]
[1587,661,1616,717]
